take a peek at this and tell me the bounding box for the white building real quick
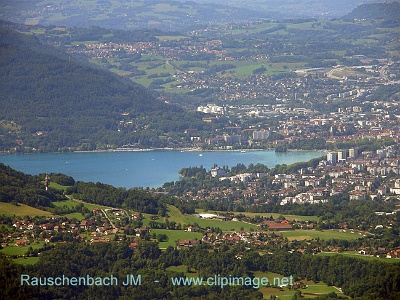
[197,104,224,115]
[327,152,337,165]
[211,167,227,177]
[337,150,347,163]
[348,148,358,158]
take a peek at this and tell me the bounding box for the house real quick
[349,191,366,201]
[80,220,94,230]
[211,167,226,177]
[92,208,101,215]
[40,223,54,230]
[261,221,293,231]
[386,249,400,258]
[15,239,29,246]
[136,226,150,236]
[224,235,241,244]
[130,238,139,249]
[177,239,200,248]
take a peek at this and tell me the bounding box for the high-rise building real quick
[348,148,358,158]
[252,130,270,141]
[377,149,387,160]
[338,150,347,162]
[327,152,337,165]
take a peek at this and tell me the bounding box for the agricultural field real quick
[281,229,365,241]
[52,198,110,211]
[197,209,319,222]
[0,202,52,217]
[165,205,258,232]
[151,229,203,248]
[0,241,46,257]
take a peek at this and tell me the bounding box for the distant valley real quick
[1,2,399,152]
[0,0,391,32]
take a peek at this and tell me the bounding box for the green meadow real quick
[0,202,52,217]
[0,241,46,256]
[13,257,40,265]
[281,229,363,241]
[53,197,111,210]
[49,181,69,191]
[51,198,112,220]
[252,271,345,299]
[151,229,203,248]
[165,205,258,232]
[197,209,319,222]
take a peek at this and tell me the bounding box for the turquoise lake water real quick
[0,150,323,188]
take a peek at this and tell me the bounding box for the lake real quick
[0,150,323,188]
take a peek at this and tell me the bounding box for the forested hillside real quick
[0,163,63,207]
[0,29,206,151]
[1,242,400,299]
[344,1,400,22]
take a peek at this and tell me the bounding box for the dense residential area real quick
[165,145,400,208]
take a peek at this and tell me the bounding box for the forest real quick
[1,241,399,299]
[0,164,64,208]
[343,2,400,22]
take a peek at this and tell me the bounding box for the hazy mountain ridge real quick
[0,0,270,31]
[0,0,392,32]
[178,0,389,18]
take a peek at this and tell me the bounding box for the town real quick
[2,143,400,264]
[48,19,400,151]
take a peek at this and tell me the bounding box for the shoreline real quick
[1,147,326,155]
[0,149,324,189]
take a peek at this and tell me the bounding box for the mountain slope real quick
[0,29,202,151]
[343,1,400,22]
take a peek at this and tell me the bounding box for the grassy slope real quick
[0,202,52,217]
